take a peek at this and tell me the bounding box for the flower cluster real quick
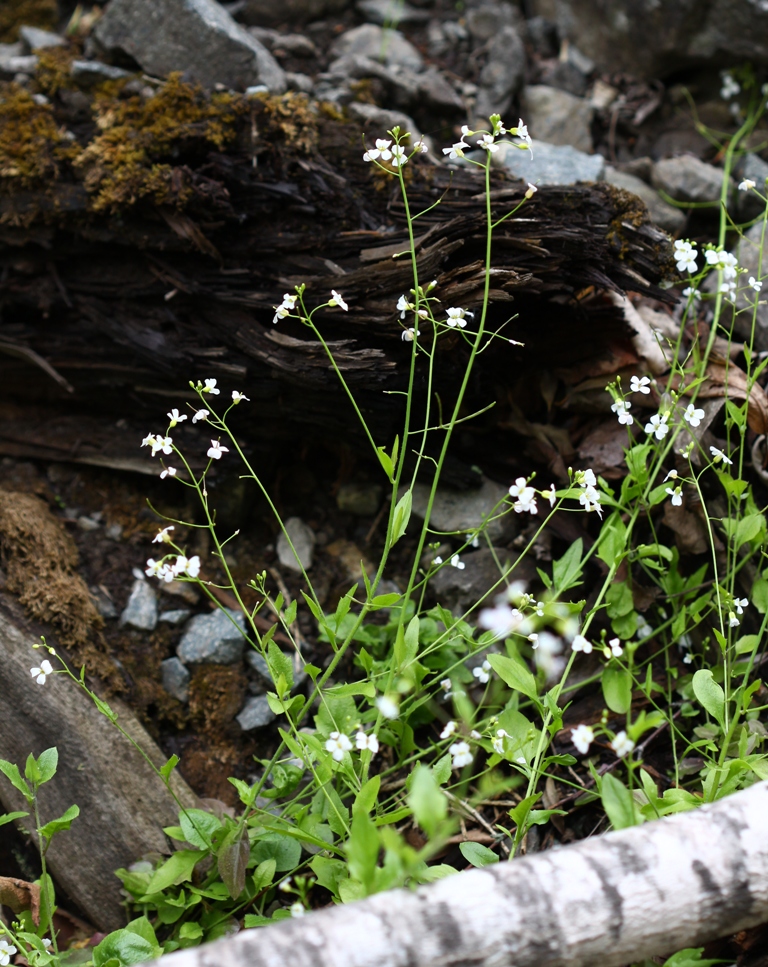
[611,398,633,426]
[442,117,531,161]
[509,476,537,515]
[445,306,473,328]
[324,730,380,760]
[674,239,698,274]
[274,293,297,324]
[575,468,602,517]
[363,133,427,167]
[146,553,201,582]
[142,433,173,457]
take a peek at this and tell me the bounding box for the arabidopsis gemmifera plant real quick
[5,98,768,967]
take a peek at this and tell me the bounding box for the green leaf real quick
[284,600,297,625]
[390,490,412,547]
[145,850,201,895]
[487,653,538,701]
[602,663,632,714]
[601,773,638,830]
[597,513,627,568]
[353,776,380,817]
[0,811,28,827]
[179,809,221,850]
[371,593,401,608]
[159,755,179,781]
[36,748,58,784]
[178,923,203,943]
[431,753,452,786]
[250,833,302,872]
[125,915,158,947]
[407,764,446,839]
[508,793,540,829]
[459,842,498,867]
[735,513,765,548]
[251,858,277,893]
[606,581,634,618]
[93,929,159,967]
[346,812,379,893]
[752,578,768,614]
[0,759,31,801]
[40,804,79,841]
[309,855,347,898]
[552,538,583,593]
[376,446,394,482]
[217,825,249,899]
[394,616,419,670]
[692,669,725,728]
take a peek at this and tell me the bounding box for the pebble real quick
[474,25,525,122]
[409,476,515,544]
[90,586,119,620]
[237,694,277,730]
[77,515,101,531]
[651,155,729,204]
[356,0,429,25]
[105,522,124,540]
[734,153,768,221]
[522,85,594,154]
[347,102,422,141]
[20,26,67,52]
[120,578,159,631]
[493,139,605,185]
[161,657,190,702]
[0,54,38,77]
[336,481,382,516]
[329,23,423,71]
[603,166,686,234]
[159,608,192,625]
[70,60,133,85]
[176,608,247,664]
[276,517,316,572]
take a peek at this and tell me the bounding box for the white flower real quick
[363,138,393,163]
[153,525,174,543]
[525,182,537,198]
[473,659,492,684]
[729,611,740,628]
[611,731,635,758]
[167,408,187,427]
[232,391,250,403]
[145,558,174,582]
[450,554,465,569]
[664,468,678,481]
[413,138,428,153]
[709,445,733,465]
[666,485,683,507]
[750,277,763,292]
[432,555,443,566]
[492,733,506,755]
[720,280,737,298]
[579,485,603,517]
[443,139,469,160]
[390,144,407,167]
[449,740,473,769]
[706,249,738,279]
[735,597,748,615]
[682,286,701,300]
[611,399,633,425]
[329,290,348,311]
[509,476,537,514]
[355,731,379,754]
[41,940,51,950]
[273,293,297,324]
[290,902,306,917]
[528,633,539,647]
[683,652,693,664]
[470,729,481,739]
[325,731,353,761]
[533,631,565,680]
[645,412,670,440]
[571,634,592,654]
[173,555,200,578]
[683,403,705,427]
[721,72,740,99]
[440,720,457,739]
[30,659,53,685]
[192,408,209,423]
[466,531,480,548]
[376,694,399,720]
[490,115,506,136]
[203,378,220,395]
[478,603,522,638]
[440,678,452,693]
[739,178,756,191]
[673,239,698,274]
[445,306,473,328]
[207,439,229,460]
[397,295,411,318]
[571,724,594,755]
[636,615,653,639]
[514,118,532,151]
[147,435,173,456]
[141,432,157,451]
[160,467,177,479]
[477,133,499,153]
[630,375,651,395]
[607,637,623,657]
[540,483,556,507]
[402,327,418,342]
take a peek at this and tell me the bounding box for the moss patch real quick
[0,0,57,43]
[0,85,78,190]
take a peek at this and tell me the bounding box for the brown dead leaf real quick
[697,355,768,434]
[663,501,709,555]
[578,419,635,477]
[0,875,41,923]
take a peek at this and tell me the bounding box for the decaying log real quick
[156,781,768,967]
[0,598,198,930]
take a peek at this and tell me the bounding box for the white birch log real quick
[159,780,768,967]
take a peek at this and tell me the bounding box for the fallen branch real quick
[160,781,768,967]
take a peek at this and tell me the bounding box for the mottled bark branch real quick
[160,781,768,967]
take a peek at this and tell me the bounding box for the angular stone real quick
[19,26,66,52]
[237,694,277,730]
[161,656,191,702]
[120,578,158,630]
[159,608,191,624]
[474,25,525,122]
[356,0,429,25]
[430,548,538,614]
[734,154,768,222]
[603,167,685,234]
[240,0,350,25]
[651,156,730,204]
[94,0,286,93]
[0,54,38,78]
[347,101,421,141]
[329,23,423,71]
[70,59,132,85]
[276,517,315,572]
[522,85,594,154]
[493,139,604,186]
[714,223,768,352]
[176,608,247,664]
[409,476,515,543]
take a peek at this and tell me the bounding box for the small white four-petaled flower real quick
[630,375,651,394]
[611,731,635,758]
[571,724,594,755]
[449,740,473,769]
[571,634,592,654]
[611,399,633,425]
[645,412,670,440]
[473,659,492,684]
[355,731,379,754]
[203,378,220,395]
[363,138,393,163]
[31,659,53,685]
[450,554,465,569]
[273,293,297,324]
[160,467,177,479]
[192,408,209,423]
[329,290,348,310]
[167,408,187,427]
[325,731,353,761]
[153,525,174,543]
[376,694,399,720]
[440,720,457,739]
[673,239,698,274]
[739,178,756,191]
[666,485,683,506]
[208,439,229,460]
[750,277,763,292]
[709,445,733,465]
[446,306,473,328]
[232,391,249,403]
[683,403,705,427]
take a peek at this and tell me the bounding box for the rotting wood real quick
[151,781,768,967]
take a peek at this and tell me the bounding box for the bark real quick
[159,781,768,967]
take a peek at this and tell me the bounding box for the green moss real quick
[0,84,77,191]
[250,90,319,155]
[34,46,76,97]
[0,0,57,43]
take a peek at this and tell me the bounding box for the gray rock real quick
[521,85,593,154]
[329,23,423,71]
[539,59,588,97]
[276,516,316,572]
[430,548,538,614]
[337,482,383,516]
[239,0,350,25]
[604,166,686,234]
[176,608,247,664]
[246,648,307,689]
[493,139,604,185]
[734,154,768,222]
[94,0,286,92]
[466,3,522,41]
[714,223,768,351]
[526,15,558,57]
[161,657,191,702]
[285,72,314,94]
[0,54,38,78]
[159,608,192,624]
[348,102,423,141]
[409,476,515,543]
[237,694,277,730]
[120,579,158,631]
[20,26,66,52]
[105,522,124,540]
[90,586,119,620]
[0,42,23,60]
[248,27,317,57]
[474,25,525,122]
[531,0,768,81]
[77,514,101,532]
[357,0,430,25]
[651,156,730,205]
